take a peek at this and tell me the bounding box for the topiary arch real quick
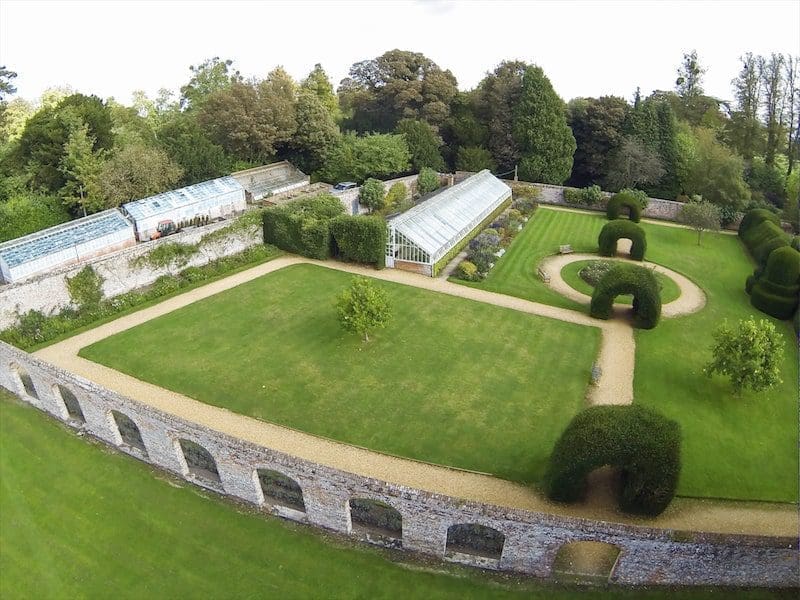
[590,263,661,328]
[606,191,642,222]
[598,220,647,260]
[544,405,681,516]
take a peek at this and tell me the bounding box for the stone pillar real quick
[303,486,351,533]
[402,513,448,557]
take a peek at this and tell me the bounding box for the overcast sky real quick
[1,0,798,107]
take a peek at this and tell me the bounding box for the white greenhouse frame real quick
[122,176,246,241]
[385,170,512,276]
[0,209,135,283]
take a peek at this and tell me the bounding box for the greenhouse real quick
[232,161,309,202]
[122,176,246,241]
[385,170,512,276]
[0,209,135,283]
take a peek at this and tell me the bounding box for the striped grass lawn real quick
[80,264,599,485]
[457,207,798,503]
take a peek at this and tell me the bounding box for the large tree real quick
[760,53,785,166]
[685,128,751,211]
[180,57,241,110]
[338,49,457,132]
[474,60,526,172]
[301,63,341,122]
[512,65,576,184]
[394,118,445,171]
[291,88,340,174]
[605,136,665,191]
[58,122,106,215]
[98,144,183,208]
[441,90,486,168]
[158,113,231,185]
[0,65,17,139]
[727,53,765,161]
[568,96,628,186]
[197,70,297,163]
[784,56,800,177]
[12,93,113,192]
[316,132,410,183]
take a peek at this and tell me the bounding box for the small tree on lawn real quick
[679,199,721,245]
[359,178,386,213]
[704,317,784,394]
[336,276,391,342]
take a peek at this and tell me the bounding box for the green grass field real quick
[80,264,599,484]
[458,207,798,503]
[634,225,798,503]
[559,259,682,305]
[3,393,787,599]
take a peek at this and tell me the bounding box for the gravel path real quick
[33,255,796,537]
[538,252,707,318]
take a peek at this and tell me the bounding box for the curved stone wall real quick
[1,341,796,587]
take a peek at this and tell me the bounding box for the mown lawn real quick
[3,393,785,599]
[81,264,599,485]
[457,207,798,503]
[635,225,798,503]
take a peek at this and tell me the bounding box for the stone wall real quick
[1,340,795,588]
[337,175,420,215]
[0,218,262,330]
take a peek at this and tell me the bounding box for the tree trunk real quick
[363,331,369,343]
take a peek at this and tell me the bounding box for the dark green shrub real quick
[750,285,799,320]
[454,260,479,281]
[544,405,681,516]
[745,273,757,294]
[606,191,642,222]
[262,194,345,260]
[417,167,440,195]
[753,232,790,265]
[763,246,800,286]
[590,263,661,328]
[597,220,647,260]
[738,208,780,238]
[330,215,387,268]
[562,187,584,203]
[742,219,790,264]
[619,188,649,209]
[359,178,386,212]
[791,236,800,251]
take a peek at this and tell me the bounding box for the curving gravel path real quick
[538,250,707,318]
[33,256,796,537]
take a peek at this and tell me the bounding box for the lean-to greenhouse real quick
[385,170,511,276]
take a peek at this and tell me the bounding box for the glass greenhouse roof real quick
[388,170,511,258]
[122,176,243,220]
[0,209,132,268]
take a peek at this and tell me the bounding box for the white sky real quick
[1,0,798,106]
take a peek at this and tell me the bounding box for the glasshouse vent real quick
[122,176,246,241]
[385,170,512,276]
[232,161,309,202]
[0,209,136,283]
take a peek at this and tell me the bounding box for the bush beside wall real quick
[545,405,681,516]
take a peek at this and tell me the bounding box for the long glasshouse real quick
[0,209,136,283]
[122,176,246,241]
[385,170,512,276]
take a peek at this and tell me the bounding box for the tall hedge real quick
[606,190,642,222]
[598,220,647,260]
[750,246,800,320]
[330,215,387,268]
[261,194,345,260]
[738,208,780,238]
[544,405,681,516]
[590,263,661,329]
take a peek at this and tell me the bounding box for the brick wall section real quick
[0,219,262,330]
[1,341,796,587]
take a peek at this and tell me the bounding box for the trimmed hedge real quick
[597,220,647,260]
[544,405,681,516]
[738,208,780,238]
[262,194,345,260]
[750,246,800,319]
[330,215,387,268]
[606,191,642,222]
[590,263,661,329]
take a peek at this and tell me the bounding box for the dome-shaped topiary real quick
[763,246,800,286]
[606,191,643,222]
[750,246,800,320]
[544,405,681,516]
[589,263,661,328]
[598,220,647,260]
[738,208,780,238]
